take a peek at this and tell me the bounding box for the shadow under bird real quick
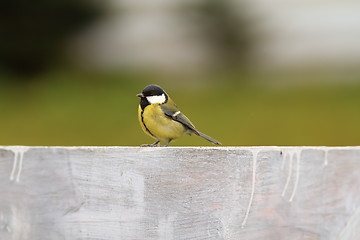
[137,84,221,147]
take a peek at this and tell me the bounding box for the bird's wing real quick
[160,103,199,133]
[161,101,222,145]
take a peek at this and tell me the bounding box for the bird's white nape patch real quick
[146,94,166,104]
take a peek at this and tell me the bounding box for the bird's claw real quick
[140,140,160,147]
[140,144,159,147]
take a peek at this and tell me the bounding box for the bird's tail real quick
[195,131,222,145]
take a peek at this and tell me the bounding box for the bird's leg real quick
[151,140,160,146]
[140,140,160,147]
[163,139,172,147]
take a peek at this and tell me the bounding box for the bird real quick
[136,84,221,147]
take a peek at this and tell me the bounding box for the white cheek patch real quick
[146,94,166,104]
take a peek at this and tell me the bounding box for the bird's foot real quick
[140,141,160,147]
[140,144,159,147]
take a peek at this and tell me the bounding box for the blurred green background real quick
[1,0,360,146]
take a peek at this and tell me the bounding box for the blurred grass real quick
[0,70,360,146]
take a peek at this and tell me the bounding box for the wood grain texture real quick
[0,146,360,240]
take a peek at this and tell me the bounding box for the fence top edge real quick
[1,146,360,150]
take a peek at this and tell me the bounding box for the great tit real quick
[136,84,221,147]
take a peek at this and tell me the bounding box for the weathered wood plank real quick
[0,146,359,239]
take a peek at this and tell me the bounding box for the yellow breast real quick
[138,104,186,142]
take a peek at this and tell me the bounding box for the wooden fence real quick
[0,146,359,239]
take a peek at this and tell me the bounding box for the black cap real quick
[142,84,165,97]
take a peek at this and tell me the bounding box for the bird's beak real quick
[136,93,144,98]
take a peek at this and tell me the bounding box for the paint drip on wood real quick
[1,146,30,183]
[241,150,259,227]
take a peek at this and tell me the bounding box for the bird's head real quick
[137,85,168,106]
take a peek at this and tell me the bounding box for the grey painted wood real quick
[0,146,359,240]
